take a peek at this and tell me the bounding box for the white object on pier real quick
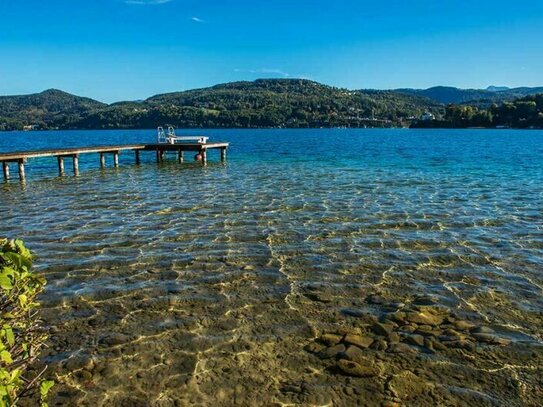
[157,126,208,144]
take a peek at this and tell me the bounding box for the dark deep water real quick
[1,129,542,406]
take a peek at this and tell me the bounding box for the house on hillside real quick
[419,112,435,121]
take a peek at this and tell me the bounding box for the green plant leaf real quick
[0,273,13,290]
[2,252,31,271]
[39,380,54,397]
[14,240,32,260]
[18,294,27,308]
[4,328,14,348]
[0,351,13,364]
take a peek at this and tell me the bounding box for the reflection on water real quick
[2,129,543,405]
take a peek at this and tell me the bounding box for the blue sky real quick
[1,0,542,102]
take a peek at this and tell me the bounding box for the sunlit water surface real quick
[1,129,543,406]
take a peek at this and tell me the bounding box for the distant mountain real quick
[395,86,488,105]
[1,79,441,130]
[0,89,106,130]
[395,86,543,106]
[486,86,510,92]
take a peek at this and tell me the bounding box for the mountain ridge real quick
[0,79,441,130]
[395,85,543,105]
[1,79,542,130]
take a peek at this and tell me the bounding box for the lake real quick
[1,129,543,406]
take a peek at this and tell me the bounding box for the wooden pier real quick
[0,142,229,181]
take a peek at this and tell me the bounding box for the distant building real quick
[419,112,435,121]
[22,124,39,131]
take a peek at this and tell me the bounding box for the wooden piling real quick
[113,151,119,167]
[201,149,207,164]
[178,150,184,163]
[100,153,106,168]
[73,154,79,176]
[57,156,65,175]
[135,150,140,165]
[18,159,25,181]
[220,147,226,161]
[2,162,9,180]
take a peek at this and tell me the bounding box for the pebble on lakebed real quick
[305,300,512,383]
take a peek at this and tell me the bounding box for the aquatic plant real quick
[0,239,53,406]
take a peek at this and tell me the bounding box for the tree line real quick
[413,94,543,129]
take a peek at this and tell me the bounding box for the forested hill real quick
[0,89,106,130]
[0,79,441,130]
[395,86,543,106]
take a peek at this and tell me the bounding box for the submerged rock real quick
[454,320,476,331]
[387,332,400,344]
[472,333,509,345]
[99,333,130,346]
[412,295,437,306]
[404,311,444,326]
[372,323,395,336]
[341,308,366,318]
[495,338,511,346]
[305,292,333,303]
[471,326,495,334]
[343,345,367,363]
[344,334,374,349]
[64,355,94,372]
[319,334,343,346]
[387,343,417,354]
[336,359,379,377]
[304,342,326,354]
[432,340,447,351]
[366,294,386,305]
[389,302,406,310]
[320,344,346,359]
[472,333,496,343]
[405,334,425,347]
[401,325,417,333]
[442,328,464,339]
[423,338,435,353]
[415,326,440,337]
[384,312,407,324]
[371,339,388,351]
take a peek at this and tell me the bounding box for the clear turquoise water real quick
[1,129,543,405]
